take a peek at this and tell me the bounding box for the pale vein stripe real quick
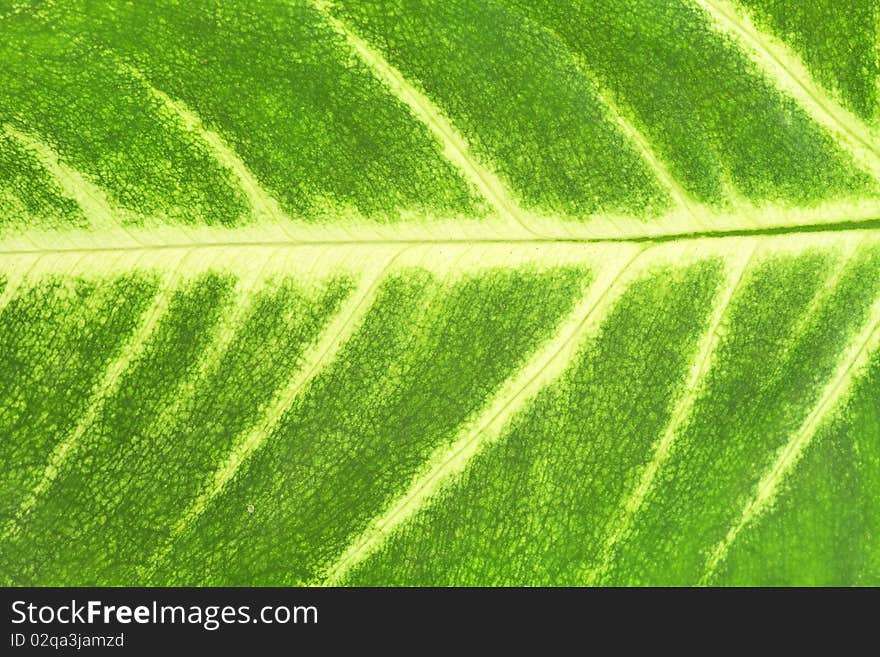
[0,252,94,314]
[701,285,880,583]
[693,0,880,180]
[3,125,119,232]
[320,246,645,585]
[310,0,540,238]
[142,250,403,577]
[496,4,696,222]
[579,65,702,223]
[124,65,291,227]
[734,240,865,409]
[587,246,756,585]
[0,257,187,541]
[779,241,863,346]
[145,254,278,442]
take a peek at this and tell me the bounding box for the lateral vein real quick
[0,256,43,315]
[590,80,702,222]
[700,283,880,583]
[143,253,279,449]
[693,0,880,181]
[319,245,645,585]
[309,0,540,238]
[124,65,292,229]
[0,255,188,541]
[4,125,124,232]
[587,245,756,584]
[141,249,405,579]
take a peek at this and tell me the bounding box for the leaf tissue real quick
[1,0,879,586]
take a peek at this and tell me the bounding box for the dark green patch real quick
[0,13,248,227]
[0,133,88,231]
[44,0,485,223]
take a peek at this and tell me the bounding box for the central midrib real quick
[2,215,880,256]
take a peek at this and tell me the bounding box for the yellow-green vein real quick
[310,0,542,238]
[586,244,756,584]
[319,244,645,585]
[0,252,191,541]
[693,0,880,181]
[140,248,408,580]
[700,282,880,583]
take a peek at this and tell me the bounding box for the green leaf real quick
[1,0,879,586]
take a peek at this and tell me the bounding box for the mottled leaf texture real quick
[1,0,879,586]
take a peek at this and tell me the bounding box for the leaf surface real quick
[1,0,879,585]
